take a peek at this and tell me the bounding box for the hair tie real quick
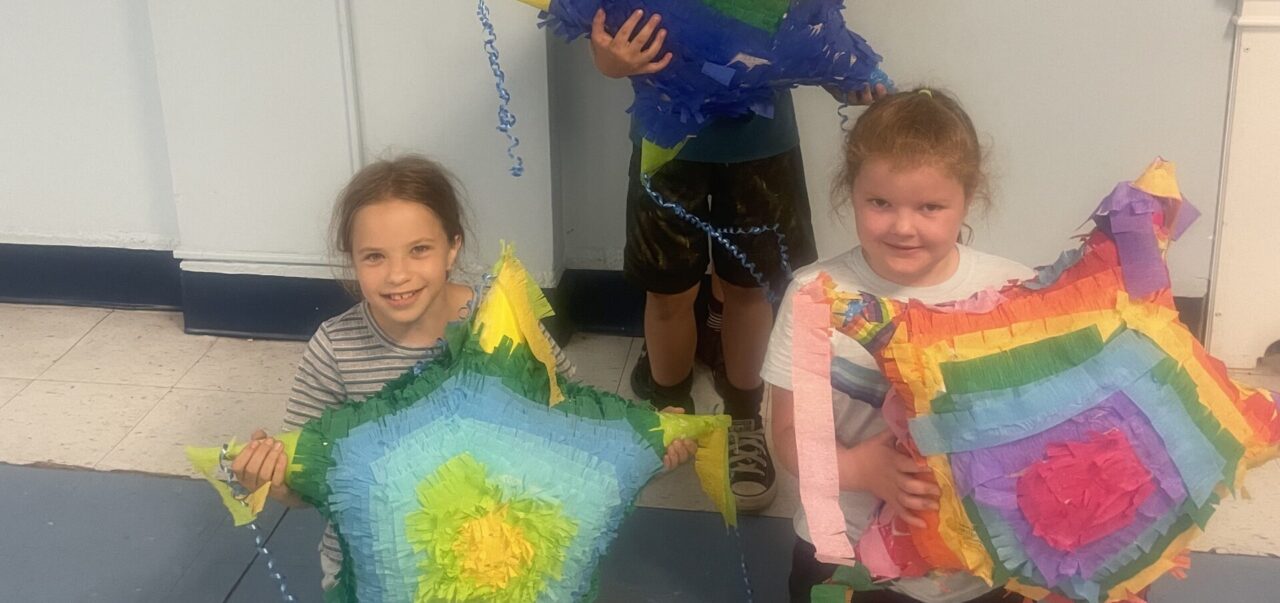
[919,88,934,98]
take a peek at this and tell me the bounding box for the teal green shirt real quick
[630,89,800,164]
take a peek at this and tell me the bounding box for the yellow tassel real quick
[185,431,302,526]
[657,413,737,526]
[475,244,564,404]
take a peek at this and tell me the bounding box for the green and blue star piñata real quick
[188,246,735,602]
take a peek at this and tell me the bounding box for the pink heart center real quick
[1017,429,1156,552]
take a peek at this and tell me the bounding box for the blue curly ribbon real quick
[220,444,296,602]
[476,0,524,177]
[838,101,853,131]
[640,175,791,303]
[837,68,897,131]
[721,222,793,285]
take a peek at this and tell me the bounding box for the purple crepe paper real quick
[1113,227,1169,297]
[1171,200,1201,241]
[1094,183,1162,218]
[1093,183,1172,297]
[951,392,1185,586]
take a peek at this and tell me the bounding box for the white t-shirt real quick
[762,244,1032,603]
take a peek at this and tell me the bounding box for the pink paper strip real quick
[793,279,857,565]
[855,513,903,579]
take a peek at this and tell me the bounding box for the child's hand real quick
[658,406,698,471]
[663,438,698,471]
[590,8,673,78]
[825,82,889,106]
[230,429,293,502]
[854,430,939,529]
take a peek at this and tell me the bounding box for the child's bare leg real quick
[720,280,770,394]
[644,285,700,386]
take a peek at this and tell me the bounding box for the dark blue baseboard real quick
[556,269,647,338]
[0,243,182,309]
[181,271,576,344]
[180,270,357,341]
[0,243,1212,343]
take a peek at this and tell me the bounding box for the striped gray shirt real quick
[283,294,573,590]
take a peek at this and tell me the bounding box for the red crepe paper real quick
[1018,430,1157,552]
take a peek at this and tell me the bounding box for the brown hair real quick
[834,88,989,214]
[331,154,469,258]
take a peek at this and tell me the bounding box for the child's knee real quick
[718,279,769,305]
[646,287,699,319]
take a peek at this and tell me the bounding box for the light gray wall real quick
[0,0,177,250]
[4,0,557,283]
[551,0,1238,296]
[2,1,1237,295]
[350,0,556,282]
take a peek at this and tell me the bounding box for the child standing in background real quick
[589,7,885,511]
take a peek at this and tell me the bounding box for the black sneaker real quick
[629,347,695,414]
[730,417,777,512]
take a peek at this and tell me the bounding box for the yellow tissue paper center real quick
[454,506,535,590]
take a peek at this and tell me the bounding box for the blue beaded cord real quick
[220,444,296,602]
[731,525,756,602]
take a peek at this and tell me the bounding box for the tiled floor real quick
[3,301,1280,601]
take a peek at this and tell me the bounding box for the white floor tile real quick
[40,310,215,387]
[0,304,109,379]
[97,388,287,477]
[768,468,800,520]
[177,337,306,394]
[0,381,168,467]
[617,338,646,399]
[637,464,715,513]
[0,378,30,410]
[1196,462,1280,555]
[1229,370,1280,393]
[563,333,634,392]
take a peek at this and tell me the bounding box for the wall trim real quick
[0,243,182,309]
[0,232,177,251]
[180,270,356,341]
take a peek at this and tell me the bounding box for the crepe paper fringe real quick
[189,246,736,602]
[659,411,737,523]
[536,0,887,171]
[326,373,659,601]
[476,244,564,404]
[186,431,303,526]
[800,160,1280,603]
[406,454,577,602]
